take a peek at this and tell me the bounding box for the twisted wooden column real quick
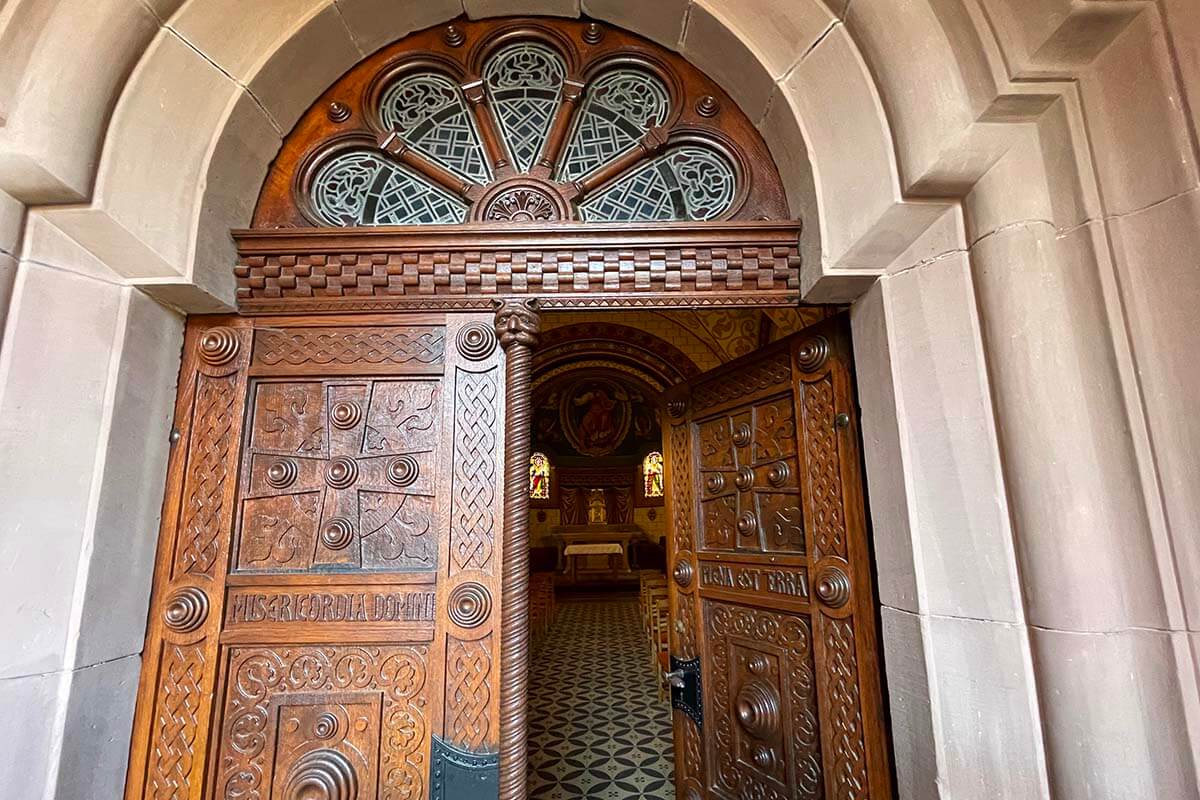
[495,299,540,800]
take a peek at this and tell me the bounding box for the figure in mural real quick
[560,378,632,456]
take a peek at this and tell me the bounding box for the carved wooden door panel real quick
[662,317,892,800]
[126,313,506,800]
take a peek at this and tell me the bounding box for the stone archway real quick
[1,3,1198,799]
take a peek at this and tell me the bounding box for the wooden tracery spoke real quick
[461,79,515,177]
[377,130,484,200]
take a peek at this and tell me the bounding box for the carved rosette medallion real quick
[386,455,420,488]
[320,517,355,550]
[732,423,752,448]
[325,456,358,489]
[736,511,757,537]
[266,458,299,489]
[198,327,239,366]
[456,322,498,361]
[735,679,782,739]
[162,586,209,633]
[667,399,687,419]
[330,400,362,430]
[734,466,754,491]
[673,559,694,588]
[282,749,358,800]
[313,713,340,741]
[448,582,492,628]
[815,563,851,608]
[705,473,726,494]
[766,461,791,487]
[483,186,560,222]
[796,335,830,372]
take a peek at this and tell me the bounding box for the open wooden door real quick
[662,316,892,800]
[125,313,506,799]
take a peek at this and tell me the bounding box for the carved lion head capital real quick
[493,298,541,350]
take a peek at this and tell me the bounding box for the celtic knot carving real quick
[177,373,237,578]
[147,644,206,796]
[802,375,847,559]
[450,370,498,572]
[216,645,428,800]
[253,328,445,367]
[823,617,869,797]
[445,634,493,750]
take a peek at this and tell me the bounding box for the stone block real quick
[580,0,690,49]
[1108,190,1200,628]
[926,614,1048,798]
[337,0,464,54]
[756,87,821,268]
[0,253,15,337]
[91,30,241,277]
[970,221,1166,632]
[885,254,1022,623]
[54,655,142,800]
[1080,10,1199,215]
[850,282,919,613]
[879,607,939,800]
[0,188,22,257]
[464,0,581,19]
[0,0,160,204]
[0,264,125,679]
[1033,626,1198,799]
[74,291,183,669]
[0,670,58,797]
[694,0,837,79]
[680,2,776,122]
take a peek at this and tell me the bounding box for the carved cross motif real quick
[237,379,441,572]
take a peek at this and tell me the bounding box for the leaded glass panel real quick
[557,70,670,182]
[484,43,566,173]
[379,72,491,184]
[310,149,468,226]
[578,145,736,222]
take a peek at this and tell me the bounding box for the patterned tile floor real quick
[528,596,675,799]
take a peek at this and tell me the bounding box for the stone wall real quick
[0,1,1197,798]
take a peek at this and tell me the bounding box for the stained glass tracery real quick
[306,49,744,227]
[530,452,551,499]
[579,146,736,222]
[556,70,671,182]
[379,72,491,184]
[643,451,664,498]
[484,43,566,173]
[309,149,468,226]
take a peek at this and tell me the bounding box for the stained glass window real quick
[305,54,745,226]
[643,451,664,498]
[379,73,491,184]
[579,146,736,222]
[530,452,551,500]
[309,149,468,226]
[557,70,671,182]
[484,43,566,173]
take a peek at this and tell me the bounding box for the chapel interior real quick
[524,305,831,797]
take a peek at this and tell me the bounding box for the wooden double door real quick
[125,311,889,799]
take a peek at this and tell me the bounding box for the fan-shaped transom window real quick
[255,19,789,230]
